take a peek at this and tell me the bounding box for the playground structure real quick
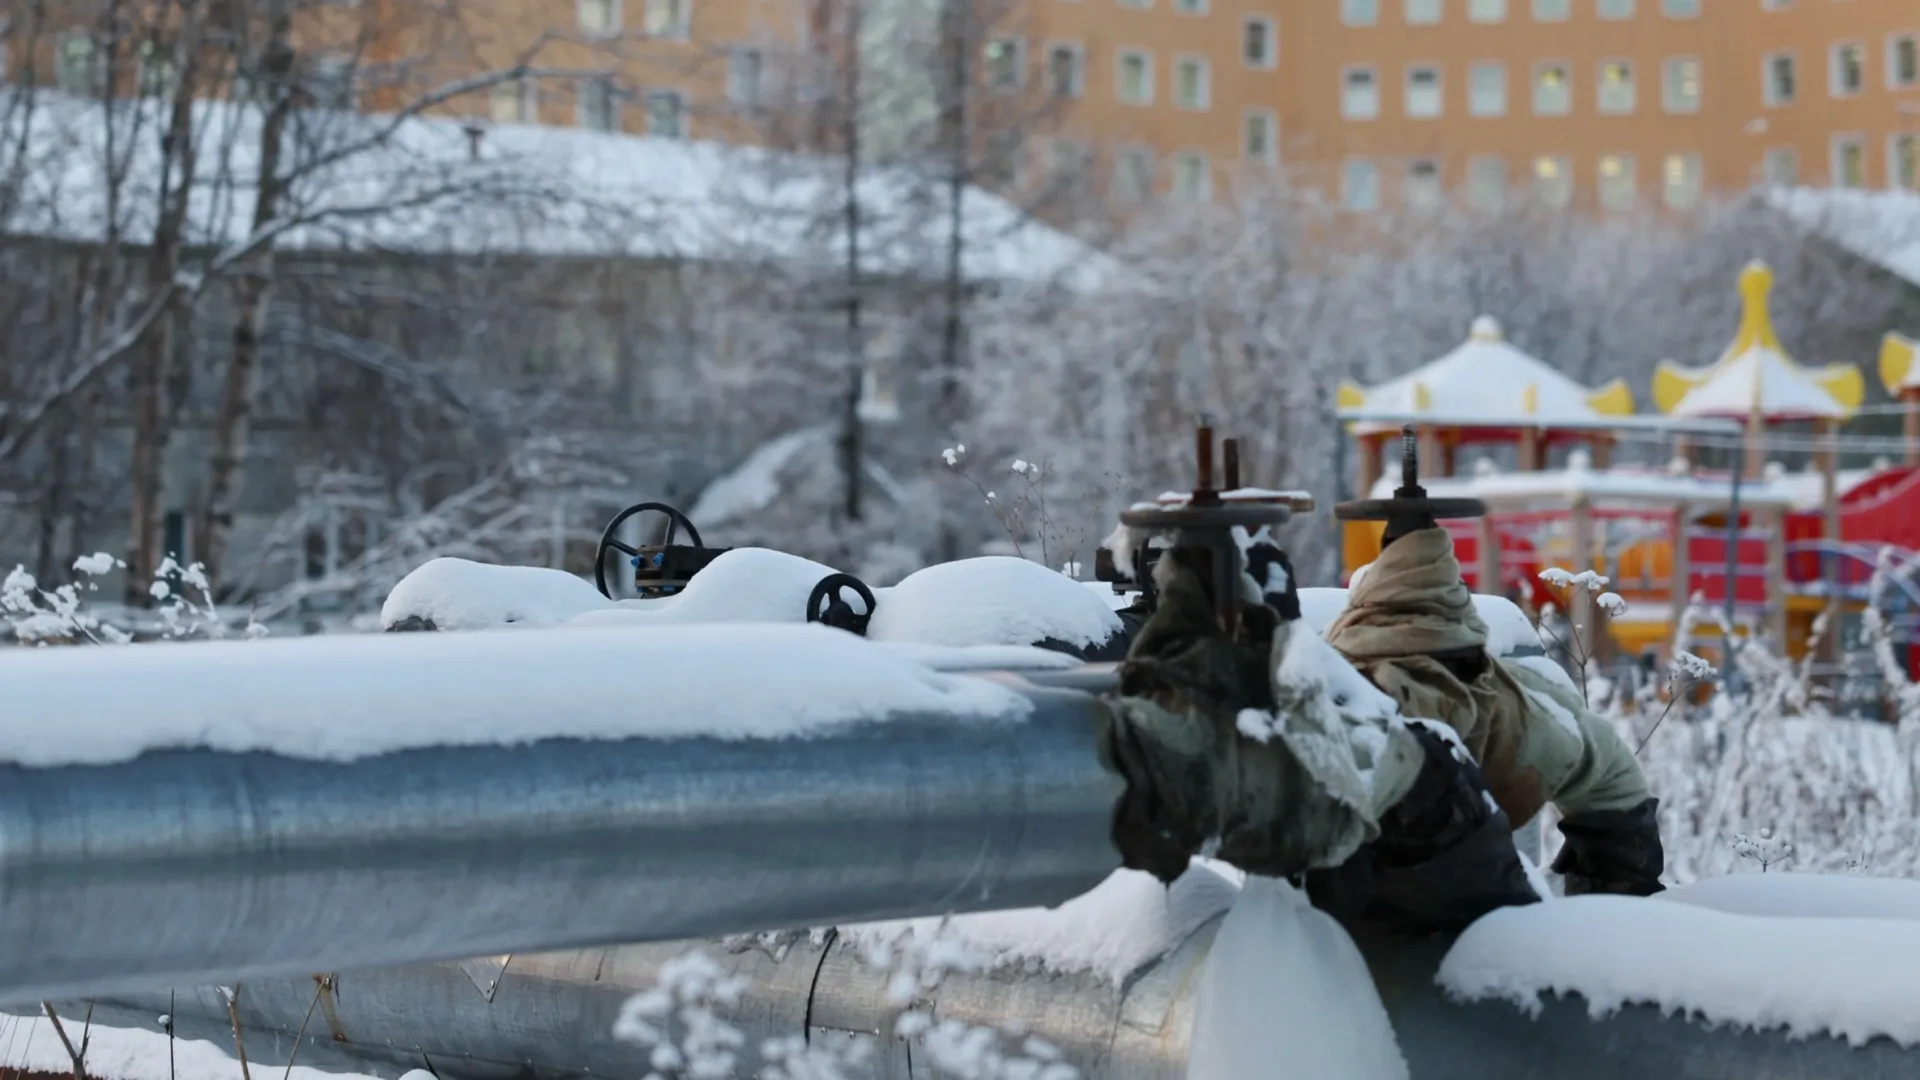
[1339,263,1920,684]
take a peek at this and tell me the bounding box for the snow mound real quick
[0,622,1030,768]
[564,547,850,628]
[1660,872,1920,922]
[1438,893,1920,1047]
[845,862,1239,986]
[1187,876,1409,1080]
[874,642,1082,671]
[866,557,1124,650]
[0,1014,375,1080]
[382,557,612,630]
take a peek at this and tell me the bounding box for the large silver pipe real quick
[60,906,1920,1080]
[0,632,1123,1005]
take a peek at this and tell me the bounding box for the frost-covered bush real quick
[2,554,263,645]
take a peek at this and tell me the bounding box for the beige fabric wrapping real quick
[1326,528,1651,826]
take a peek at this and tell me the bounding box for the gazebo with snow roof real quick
[1336,315,1637,495]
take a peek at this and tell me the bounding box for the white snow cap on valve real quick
[1470,315,1503,341]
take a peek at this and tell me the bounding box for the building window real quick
[1344,0,1379,25]
[1830,43,1864,97]
[307,56,356,109]
[578,77,621,131]
[1406,0,1441,25]
[1406,66,1442,117]
[1043,138,1094,193]
[1663,153,1701,209]
[1469,62,1506,116]
[1405,159,1443,209]
[1763,148,1798,186]
[1047,44,1085,97]
[137,40,180,98]
[1598,154,1635,211]
[1468,0,1505,22]
[1662,56,1700,112]
[1117,49,1153,104]
[985,38,1024,89]
[1662,0,1698,16]
[1468,156,1506,210]
[1832,136,1865,187]
[1764,52,1796,105]
[1893,35,1919,88]
[1118,0,1151,10]
[579,0,621,34]
[56,33,104,93]
[727,49,762,104]
[643,0,690,36]
[1596,0,1632,19]
[1174,55,1211,109]
[1174,0,1206,13]
[1533,0,1569,19]
[1243,17,1277,69]
[1343,159,1380,210]
[1243,108,1278,164]
[1597,60,1634,114]
[1172,152,1211,200]
[1114,146,1154,201]
[644,90,686,137]
[1534,62,1571,115]
[1343,66,1380,118]
[491,78,537,122]
[1893,134,1918,190]
[1533,155,1571,207]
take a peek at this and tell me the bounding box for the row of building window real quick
[983,20,1278,101]
[491,77,692,138]
[1340,0,1697,25]
[575,0,692,39]
[1342,57,1702,119]
[1763,38,1920,105]
[1819,133,1920,190]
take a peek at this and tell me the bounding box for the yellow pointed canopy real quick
[1880,332,1919,396]
[1342,315,1634,427]
[1656,261,1863,421]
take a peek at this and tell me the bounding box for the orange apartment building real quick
[12,0,1920,212]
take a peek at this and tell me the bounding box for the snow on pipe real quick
[59,915,1920,1080]
[0,624,1125,1006]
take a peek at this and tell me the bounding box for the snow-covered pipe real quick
[0,624,1124,1005]
[59,906,1920,1080]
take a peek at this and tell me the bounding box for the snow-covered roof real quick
[1879,332,1920,395]
[1767,186,1920,290]
[0,90,1119,291]
[1655,261,1862,421]
[1337,316,1635,430]
[1374,461,1801,509]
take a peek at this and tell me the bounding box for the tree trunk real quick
[198,8,296,593]
[835,0,864,525]
[934,0,970,562]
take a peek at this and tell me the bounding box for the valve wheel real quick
[594,502,705,599]
[806,573,877,636]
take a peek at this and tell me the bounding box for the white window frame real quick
[1045,42,1086,98]
[1404,158,1444,210]
[1172,151,1212,201]
[1468,61,1506,116]
[644,89,687,137]
[1661,0,1698,17]
[1763,51,1796,106]
[1342,158,1381,211]
[1243,16,1278,70]
[490,78,538,122]
[1173,0,1207,15]
[577,76,621,131]
[1831,134,1866,188]
[1533,155,1572,208]
[1597,58,1635,115]
[1173,54,1212,110]
[578,0,622,35]
[1892,132,1919,190]
[1595,0,1632,20]
[1661,55,1700,113]
[642,0,690,37]
[1532,0,1569,20]
[726,48,763,104]
[1468,0,1505,23]
[1662,153,1701,210]
[1891,33,1919,89]
[1597,154,1636,212]
[1468,155,1506,210]
[1830,41,1865,98]
[1405,0,1442,26]
[1763,147,1798,187]
[1343,64,1381,119]
[1533,61,1571,116]
[1113,145,1155,201]
[1343,0,1380,26]
[1405,64,1442,118]
[1117,48,1154,105]
[56,33,105,94]
[1243,108,1279,164]
[985,37,1026,90]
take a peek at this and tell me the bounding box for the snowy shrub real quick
[614,924,1079,1080]
[940,446,1088,576]
[2,554,262,646]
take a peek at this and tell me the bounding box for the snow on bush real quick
[3,554,261,645]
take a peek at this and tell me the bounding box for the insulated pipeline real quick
[0,659,1124,1006]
